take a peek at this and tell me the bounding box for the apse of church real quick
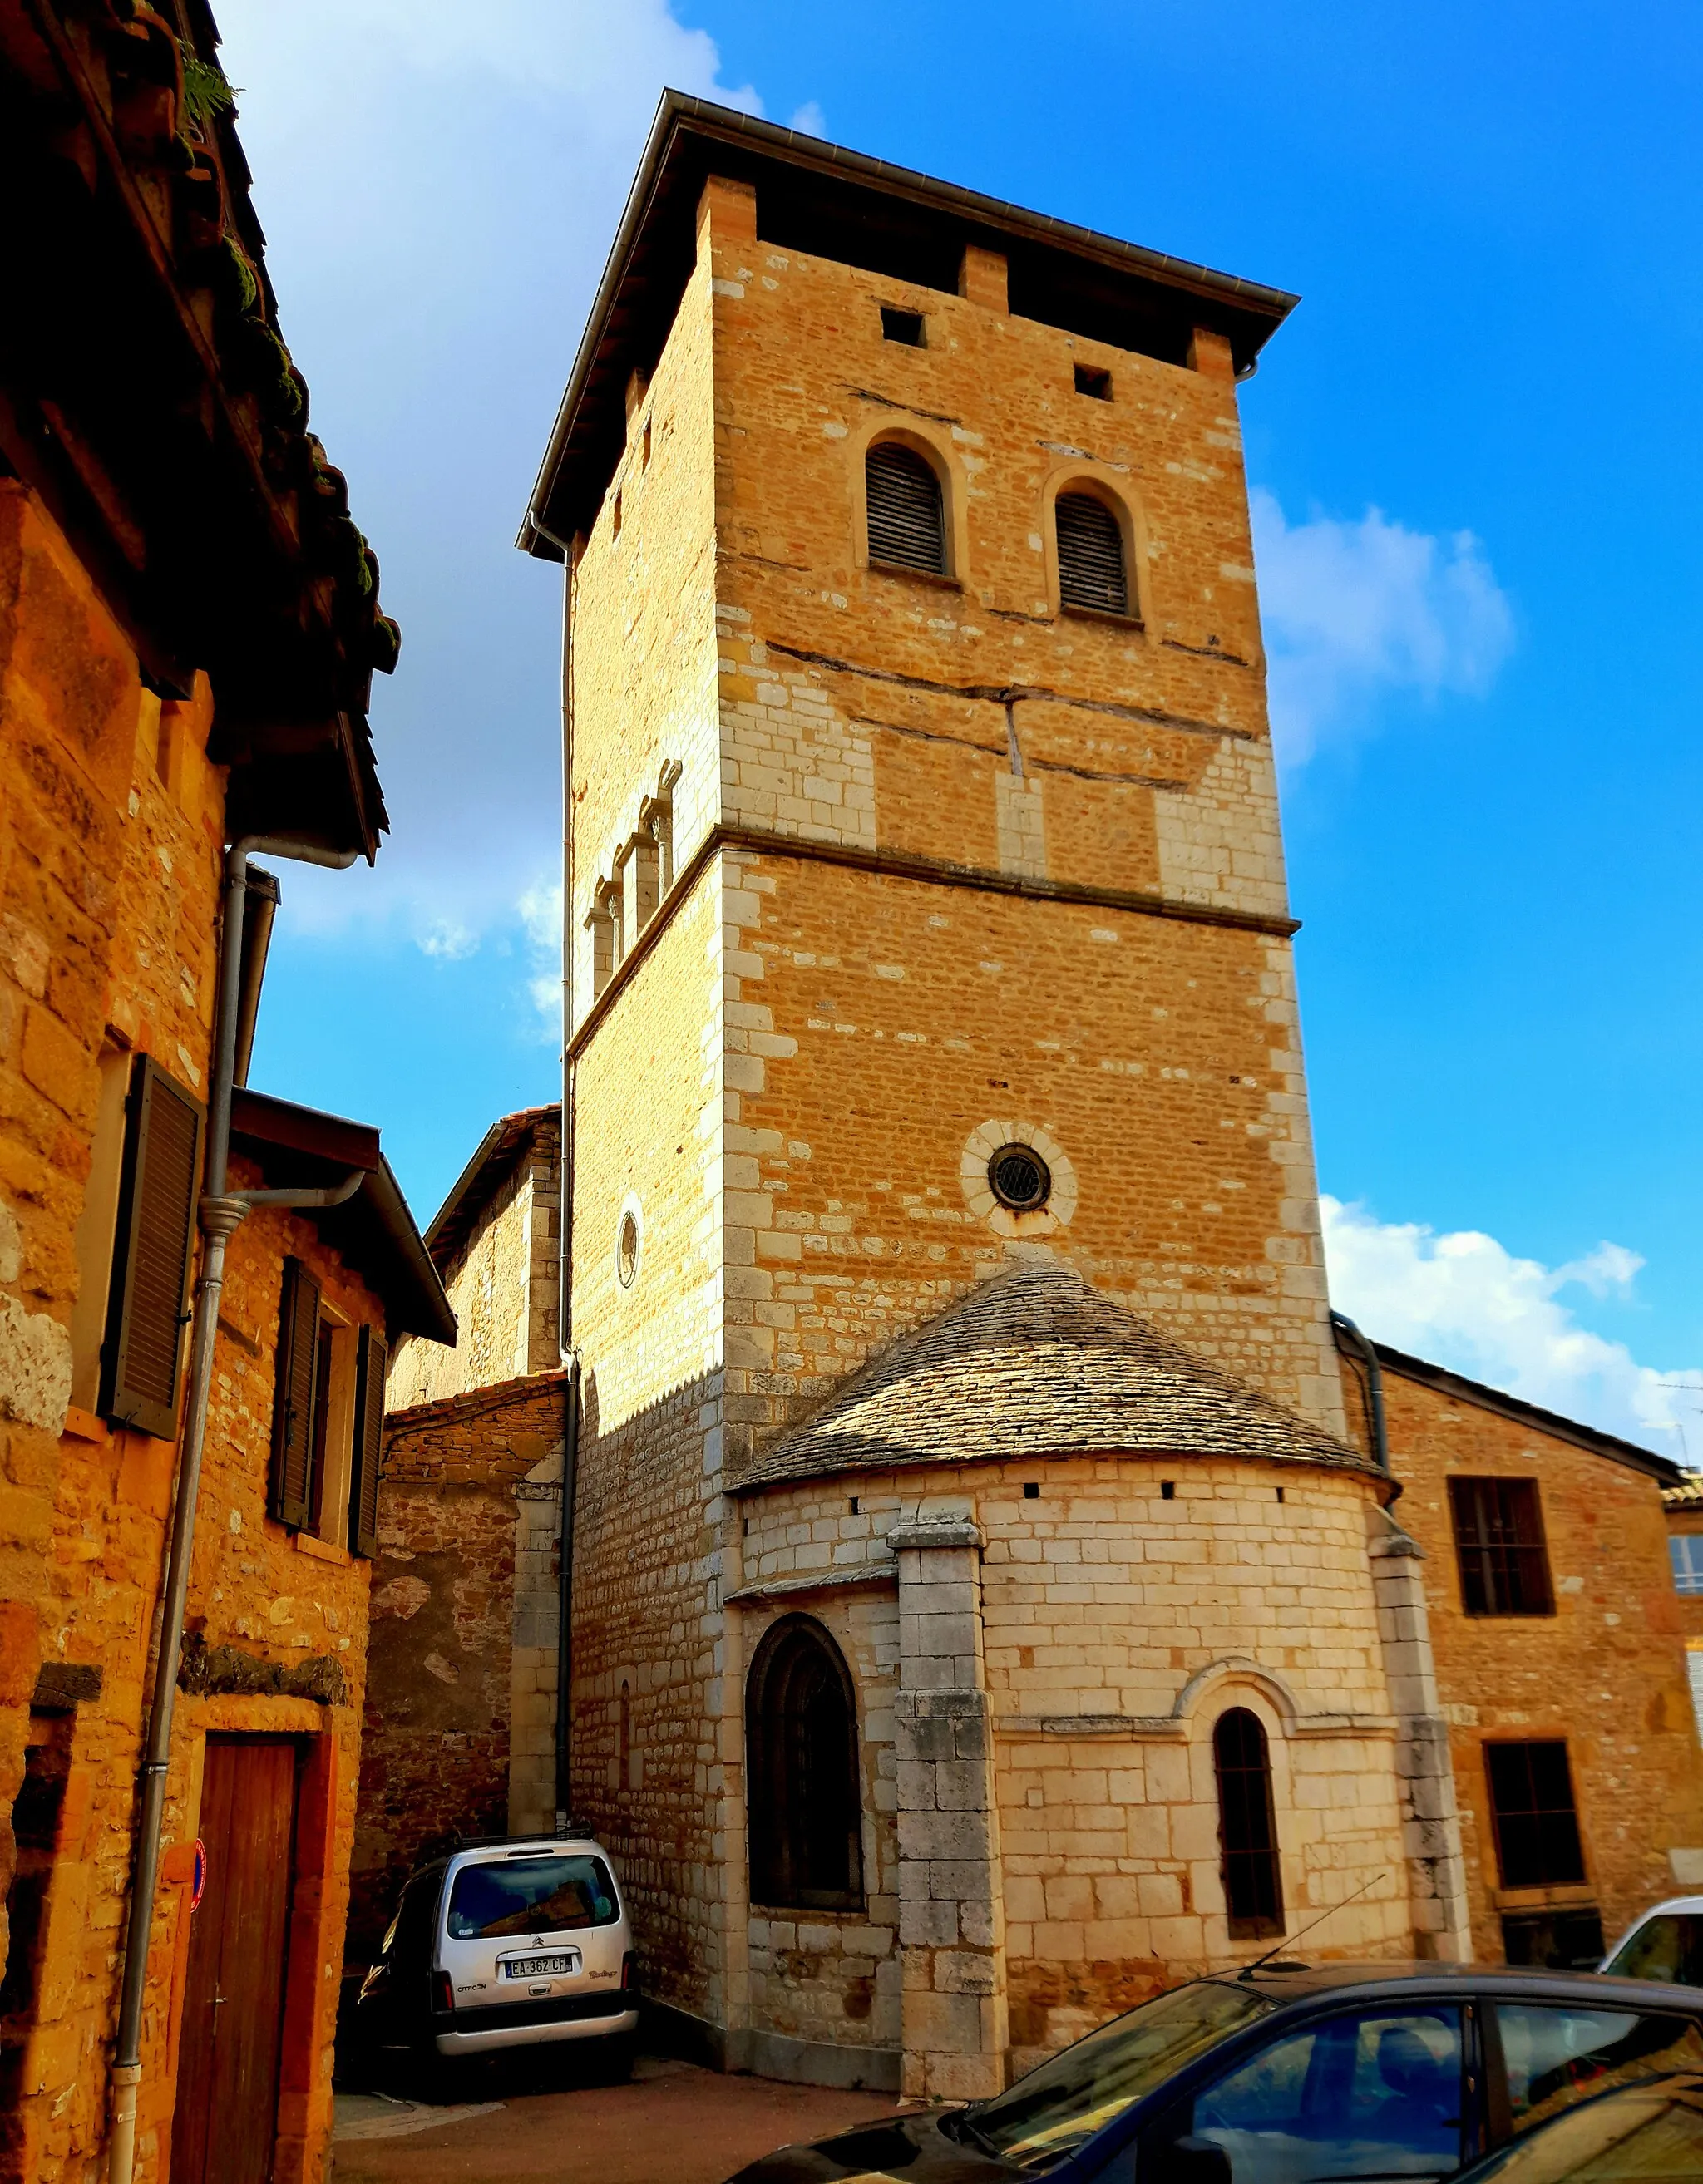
[517,96,1468,2097]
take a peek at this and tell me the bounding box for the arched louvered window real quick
[1056,491,1129,616]
[865,441,947,577]
[1214,1708,1284,1940]
[747,1615,864,1910]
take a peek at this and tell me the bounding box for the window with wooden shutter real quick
[100,1057,203,1438]
[348,1324,387,1559]
[1056,491,1129,616]
[269,1257,321,1529]
[865,441,946,576]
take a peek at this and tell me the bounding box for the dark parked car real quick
[1454,2070,1703,2180]
[724,1966,1703,2182]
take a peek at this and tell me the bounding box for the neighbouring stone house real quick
[361,94,1703,2102]
[0,10,454,2182]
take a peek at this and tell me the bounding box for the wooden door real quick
[171,1737,300,2184]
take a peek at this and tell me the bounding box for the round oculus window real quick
[615,1208,640,1288]
[987,1144,1051,1213]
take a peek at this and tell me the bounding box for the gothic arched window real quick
[1056,491,1129,616]
[746,1615,864,1910]
[1214,1707,1284,1939]
[865,441,947,577]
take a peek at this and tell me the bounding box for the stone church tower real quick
[520,94,1469,2094]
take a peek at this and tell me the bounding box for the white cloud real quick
[418,919,479,962]
[1251,491,1515,767]
[1321,1194,1702,1461]
[788,101,827,136]
[206,2,787,966]
[517,878,564,1040]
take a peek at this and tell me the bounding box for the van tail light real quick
[620,1951,637,1993]
[432,1970,454,2015]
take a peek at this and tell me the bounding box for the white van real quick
[356,1833,639,2072]
[1600,1895,1703,1989]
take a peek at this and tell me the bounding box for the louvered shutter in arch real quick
[865,441,946,576]
[269,1257,320,1529]
[101,1057,203,1439]
[1056,491,1129,616]
[349,1323,387,1559]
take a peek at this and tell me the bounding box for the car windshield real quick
[445,1854,618,1940]
[963,1979,1277,2170]
[1459,2080,1703,2182]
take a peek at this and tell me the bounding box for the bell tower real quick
[519,94,1387,2072]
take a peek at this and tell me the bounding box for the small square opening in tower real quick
[1161,1480,1176,1501]
[881,306,926,348]
[1023,1482,1039,1500]
[1074,362,1113,401]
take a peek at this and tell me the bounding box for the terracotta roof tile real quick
[734,1257,1371,1492]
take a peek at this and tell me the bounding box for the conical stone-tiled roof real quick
[736,1257,1371,1492]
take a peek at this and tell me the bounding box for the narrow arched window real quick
[866,441,946,577]
[1214,1708,1283,1939]
[746,1615,864,1910]
[1056,491,1128,615]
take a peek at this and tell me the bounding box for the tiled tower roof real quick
[737,1256,1370,1491]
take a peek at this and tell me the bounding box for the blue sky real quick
[218,0,1703,1457]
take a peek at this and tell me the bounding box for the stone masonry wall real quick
[353,1373,569,1961]
[2,477,382,2184]
[733,1453,1414,2080]
[386,1112,560,1410]
[698,174,1345,1439]
[1350,1361,1703,1965]
[17,1155,382,2184]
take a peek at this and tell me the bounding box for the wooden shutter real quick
[865,442,945,575]
[348,1323,387,1559]
[100,1057,203,1439]
[1056,492,1128,615]
[269,1257,320,1529]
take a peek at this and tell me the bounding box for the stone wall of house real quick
[353,1373,569,1960]
[1,481,215,2011]
[1352,1361,1703,1965]
[15,1146,383,2184]
[385,1112,560,1410]
[2,479,386,2182]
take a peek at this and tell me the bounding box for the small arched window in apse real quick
[1214,1706,1284,1940]
[746,1615,864,1910]
[1056,491,1128,616]
[866,441,947,577]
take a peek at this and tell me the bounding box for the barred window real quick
[1486,1741,1586,1891]
[1056,491,1128,616]
[1214,1708,1283,1940]
[866,441,946,577]
[1449,1477,1554,1616]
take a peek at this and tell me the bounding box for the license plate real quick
[501,1951,578,1979]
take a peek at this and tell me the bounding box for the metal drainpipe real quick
[107,836,364,2184]
[550,540,581,1832]
[554,1358,581,1830]
[1330,1309,1397,1495]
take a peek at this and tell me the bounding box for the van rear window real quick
[446,1855,618,1940]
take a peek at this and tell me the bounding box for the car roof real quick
[444,1837,607,1866]
[1614,1896,1703,1923]
[1202,1962,1703,2013]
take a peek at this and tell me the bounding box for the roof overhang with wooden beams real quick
[0,0,399,860]
[230,1088,456,1346]
[521,91,1300,561]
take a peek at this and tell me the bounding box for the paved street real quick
[332,2056,901,2183]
